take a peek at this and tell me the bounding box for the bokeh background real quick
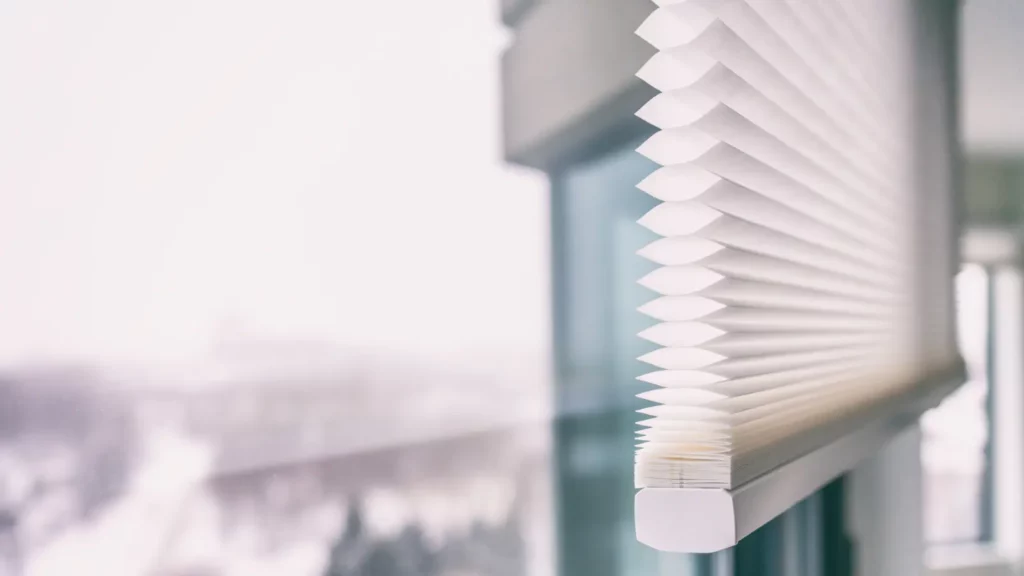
[0,0,1021,575]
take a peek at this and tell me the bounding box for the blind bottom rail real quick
[635,362,967,553]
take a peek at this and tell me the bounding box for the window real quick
[505,0,963,573]
[551,138,854,576]
[0,1,556,574]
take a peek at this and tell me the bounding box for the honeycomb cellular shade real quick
[633,0,960,490]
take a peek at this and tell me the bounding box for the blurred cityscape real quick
[0,335,553,576]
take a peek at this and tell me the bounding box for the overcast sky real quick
[0,0,548,372]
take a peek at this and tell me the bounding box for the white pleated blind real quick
[633,0,959,490]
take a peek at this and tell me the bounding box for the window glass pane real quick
[0,2,557,574]
[553,143,714,575]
